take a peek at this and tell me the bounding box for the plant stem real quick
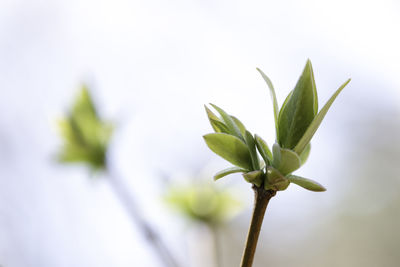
[210,224,222,267]
[240,185,275,267]
[106,166,180,267]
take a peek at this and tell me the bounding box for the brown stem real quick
[240,185,275,267]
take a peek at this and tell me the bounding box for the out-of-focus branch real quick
[210,224,222,267]
[56,87,180,267]
[106,166,180,267]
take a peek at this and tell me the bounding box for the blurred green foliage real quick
[57,86,113,171]
[165,183,242,225]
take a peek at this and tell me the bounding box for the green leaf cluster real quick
[165,183,242,225]
[57,86,113,171]
[203,60,350,192]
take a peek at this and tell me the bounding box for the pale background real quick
[1,0,400,266]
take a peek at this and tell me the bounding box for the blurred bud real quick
[57,86,113,171]
[165,182,242,225]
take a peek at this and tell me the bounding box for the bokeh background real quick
[1,0,400,266]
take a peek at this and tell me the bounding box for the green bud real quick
[243,170,264,187]
[266,166,289,191]
[205,60,349,193]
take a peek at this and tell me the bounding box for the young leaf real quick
[278,89,293,121]
[310,62,318,115]
[286,175,326,192]
[205,105,220,121]
[203,133,253,170]
[294,78,351,155]
[277,148,301,175]
[210,118,230,134]
[210,104,244,140]
[244,130,260,170]
[205,105,224,132]
[214,167,247,180]
[299,143,311,165]
[278,60,318,149]
[272,143,282,169]
[257,68,279,138]
[254,134,272,165]
[231,116,246,135]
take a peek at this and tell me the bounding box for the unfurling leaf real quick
[272,143,282,169]
[205,106,225,132]
[209,104,244,140]
[205,105,220,121]
[278,60,318,149]
[231,116,246,135]
[214,167,247,180]
[279,89,293,121]
[287,175,326,192]
[257,68,279,138]
[210,119,230,134]
[254,134,272,165]
[294,78,351,155]
[203,133,253,170]
[244,131,260,170]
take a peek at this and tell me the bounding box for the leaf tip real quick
[256,68,266,76]
[313,183,327,192]
[340,78,351,89]
[204,104,213,113]
[312,185,327,192]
